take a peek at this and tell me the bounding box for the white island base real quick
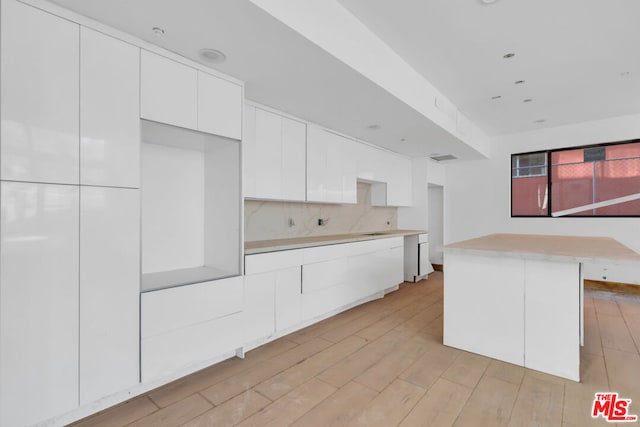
[444,233,640,382]
[444,252,581,381]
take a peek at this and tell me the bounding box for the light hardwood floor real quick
[72,272,640,427]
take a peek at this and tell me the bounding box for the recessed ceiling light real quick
[534,119,546,124]
[491,95,502,100]
[523,99,533,103]
[503,53,515,59]
[481,0,499,4]
[515,80,525,85]
[367,124,381,130]
[152,26,165,37]
[198,48,226,64]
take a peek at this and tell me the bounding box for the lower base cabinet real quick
[244,272,276,343]
[0,182,80,427]
[275,267,303,331]
[141,276,244,383]
[244,237,404,348]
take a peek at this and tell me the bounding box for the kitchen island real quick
[443,233,640,381]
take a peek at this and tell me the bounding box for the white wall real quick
[446,113,640,284]
[428,185,444,264]
[141,142,205,273]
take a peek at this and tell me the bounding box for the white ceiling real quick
[49,0,483,161]
[48,0,640,159]
[338,0,640,136]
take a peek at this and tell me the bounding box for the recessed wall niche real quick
[140,120,241,292]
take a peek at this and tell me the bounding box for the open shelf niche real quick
[140,120,241,292]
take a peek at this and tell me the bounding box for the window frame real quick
[510,139,640,218]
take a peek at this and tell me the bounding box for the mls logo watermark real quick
[592,392,638,422]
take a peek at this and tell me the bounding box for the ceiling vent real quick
[430,154,458,162]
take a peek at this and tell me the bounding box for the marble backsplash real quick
[245,182,398,241]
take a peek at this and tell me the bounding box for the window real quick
[511,140,640,217]
[511,152,549,216]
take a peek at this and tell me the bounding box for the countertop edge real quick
[245,230,426,255]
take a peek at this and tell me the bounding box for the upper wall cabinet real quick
[385,155,412,207]
[141,50,242,139]
[354,142,412,207]
[306,125,356,204]
[141,50,198,130]
[244,105,306,201]
[198,71,242,140]
[1,0,80,185]
[81,28,140,188]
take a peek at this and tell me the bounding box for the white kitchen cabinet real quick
[306,125,327,202]
[0,182,80,427]
[79,187,140,404]
[275,267,303,332]
[243,105,258,198]
[306,125,356,204]
[244,272,276,343]
[141,276,244,382]
[141,50,198,130]
[254,108,282,199]
[418,243,432,277]
[80,28,140,188]
[386,154,412,206]
[1,0,79,185]
[244,105,306,201]
[281,116,307,201]
[198,71,242,139]
[245,252,302,341]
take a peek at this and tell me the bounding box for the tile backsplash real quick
[245,182,398,241]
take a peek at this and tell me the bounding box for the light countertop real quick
[245,229,427,255]
[444,233,640,265]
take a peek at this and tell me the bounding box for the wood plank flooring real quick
[72,272,640,427]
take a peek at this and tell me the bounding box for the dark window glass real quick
[511,153,548,216]
[511,140,640,217]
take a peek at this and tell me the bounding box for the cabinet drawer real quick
[142,311,242,383]
[302,236,403,264]
[302,258,348,293]
[142,276,242,339]
[245,250,304,275]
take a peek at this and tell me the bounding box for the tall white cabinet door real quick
[0,0,79,184]
[306,125,328,202]
[81,28,140,188]
[198,71,242,139]
[334,135,357,204]
[0,182,79,427]
[255,108,282,199]
[244,273,276,343]
[140,50,198,130]
[275,266,303,331]
[281,117,306,201]
[243,105,257,198]
[80,187,140,404]
[386,155,412,206]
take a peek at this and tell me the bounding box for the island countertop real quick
[245,229,427,255]
[444,233,640,265]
